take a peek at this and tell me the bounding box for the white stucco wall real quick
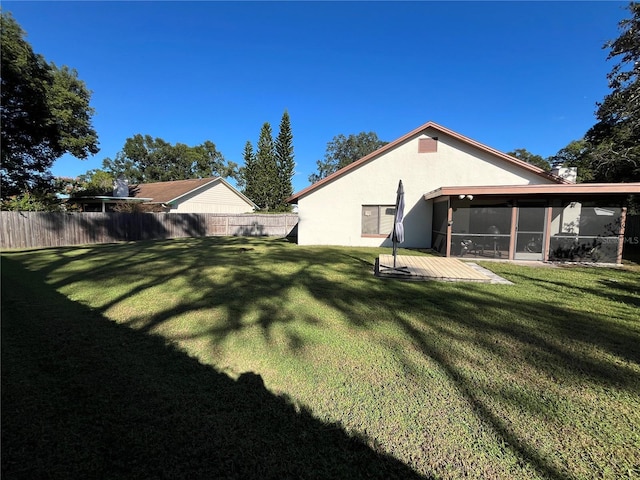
[297,126,557,247]
[550,202,582,235]
[170,180,255,214]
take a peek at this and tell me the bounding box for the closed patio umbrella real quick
[392,180,407,270]
[379,179,409,274]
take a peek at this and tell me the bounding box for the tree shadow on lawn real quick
[485,268,640,366]
[173,242,639,479]
[1,257,430,480]
[148,239,640,383]
[5,238,640,480]
[500,267,640,311]
[120,242,638,477]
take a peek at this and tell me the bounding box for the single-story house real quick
[287,121,640,264]
[73,177,257,214]
[130,177,256,213]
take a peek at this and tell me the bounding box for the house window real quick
[418,137,438,153]
[362,205,395,236]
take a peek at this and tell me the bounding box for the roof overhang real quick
[70,196,153,203]
[424,183,640,200]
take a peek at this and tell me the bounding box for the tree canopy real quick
[75,169,115,196]
[0,12,99,198]
[101,134,236,184]
[584,2,640,182]
[309,132,388,184]
[506,149,551,170]
[547,139,595,183]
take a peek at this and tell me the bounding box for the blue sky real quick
[3,1,629,193]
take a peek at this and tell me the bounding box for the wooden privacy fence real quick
[0,212,298,250]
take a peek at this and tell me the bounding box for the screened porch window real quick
[548,202,622,263]
[362,205,395,235]
[450,199,512,258]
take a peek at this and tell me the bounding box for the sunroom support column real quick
[508,203,517,260]
[543,206,553,262]
[446,199,453,257]
[617,206,627,265]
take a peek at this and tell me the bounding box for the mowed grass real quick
[2,237,639,480]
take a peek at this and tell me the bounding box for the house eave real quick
[424,183,640,200]
[70,196,153,203]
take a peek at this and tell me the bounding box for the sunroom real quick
[426,183,640,265]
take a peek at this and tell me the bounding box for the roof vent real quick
[418,137,438,153]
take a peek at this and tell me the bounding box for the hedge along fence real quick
[0,212,299,250]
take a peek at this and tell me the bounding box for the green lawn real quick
[2,237,639,480]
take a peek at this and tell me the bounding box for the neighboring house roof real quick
[424,183,640,200]
[131,177,257,208]
[287,121,567,203]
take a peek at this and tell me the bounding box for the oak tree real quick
[506,149,551,170]
[102,134,236,183]
[585,2,640,182]
[309,132,387,184]
[547,139,595,183]
[0,12,99,198]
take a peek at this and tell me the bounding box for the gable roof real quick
[286,121,566,203]
[131,177,257,208]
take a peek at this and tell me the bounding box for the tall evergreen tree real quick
[239,113,295,210]
[275,110,294,211]
[254,123,278,210]
[240,140,256,201]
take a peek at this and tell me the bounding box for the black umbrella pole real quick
[393,238,397,267]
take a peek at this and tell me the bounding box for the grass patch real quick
[2,237,639,479]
